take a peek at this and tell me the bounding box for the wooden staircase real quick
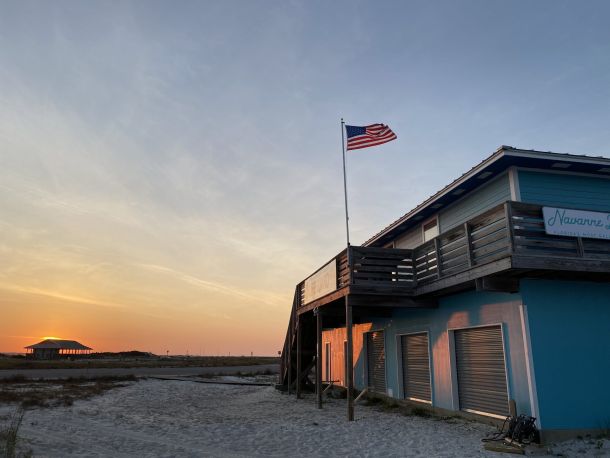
[277,286,317,391]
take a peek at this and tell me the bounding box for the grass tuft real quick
[0,407,26,458]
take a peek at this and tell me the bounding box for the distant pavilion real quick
[25,339,92,359]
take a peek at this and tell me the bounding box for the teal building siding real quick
[518,171,610,211]
[439,173,511,232]
[352,290,532,417]
[520,279,610,431]
[349,280,610,432]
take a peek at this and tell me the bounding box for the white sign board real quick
[303,259,337,305]
[542,206,610,240]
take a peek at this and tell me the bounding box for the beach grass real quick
[0,376,138,409]
[0,356,278,371]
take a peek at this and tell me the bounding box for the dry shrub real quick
[0,376,137,410]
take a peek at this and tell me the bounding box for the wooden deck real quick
[279,200,610,391]
[295,201,610,312]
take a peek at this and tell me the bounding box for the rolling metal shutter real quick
[367,331,386,393]
[401,333,431,402]
[454,326,509,417]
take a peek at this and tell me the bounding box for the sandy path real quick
[1,380,607,457]
[0,364,278,380]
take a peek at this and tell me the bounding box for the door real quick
[401,333,431,402]
[454,325,509,417]
[366,331,386,393]
[343,340,348,386]
[324,342,331,382]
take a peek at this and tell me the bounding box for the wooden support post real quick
[296,317,301,399]
[346,299,354,421]
[287,323,292,395]
[316,310,322,409]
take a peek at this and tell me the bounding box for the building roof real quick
[25,339,92,350]
[364,146,610,247]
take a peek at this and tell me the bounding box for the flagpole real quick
[341,118,350,249]
[340,119,354,422]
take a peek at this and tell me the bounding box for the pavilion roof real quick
[25,339,92,350]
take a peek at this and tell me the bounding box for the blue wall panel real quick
[349,279,610,431]
[520,279,610,430]
[352,290,531,417]
[519,171,610,211]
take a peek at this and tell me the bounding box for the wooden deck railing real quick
[350,246,415,287]
[509,202,610,259]
[413,202,511,285]
[294,201,610,309]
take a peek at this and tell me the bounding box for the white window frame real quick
[422,216,439,242]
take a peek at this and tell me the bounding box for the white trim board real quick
[508,167,521,201]
[520,304,541,428]
[515,166,610,181]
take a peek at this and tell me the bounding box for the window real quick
[423,219,439,242]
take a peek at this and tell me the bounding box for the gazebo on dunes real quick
[25,339,92,360]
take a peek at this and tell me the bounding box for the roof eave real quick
[364,146,508,246]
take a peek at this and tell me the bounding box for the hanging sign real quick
[303,259,337,304]
[542,207,610,240]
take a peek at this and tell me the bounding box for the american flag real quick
[345,124,397,151]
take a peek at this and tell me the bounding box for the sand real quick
[1,378,607,457]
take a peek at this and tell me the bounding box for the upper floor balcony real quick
[295,201,610,314]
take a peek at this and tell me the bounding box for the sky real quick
[1,0,610,355]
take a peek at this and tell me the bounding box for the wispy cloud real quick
[0,284,124,309]
[135,263,285,308]
[2,1,610,353]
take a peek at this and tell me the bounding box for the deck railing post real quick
[336,253,341,290]
[504,201,515,255]
[411,249,418,286]
[464,222,474,267]
[576,237,585,257]
[434,238,442,279]
[348,246,353,286]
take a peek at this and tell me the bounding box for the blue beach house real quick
[278,146,610,442]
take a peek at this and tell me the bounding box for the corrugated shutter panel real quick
[401,333,431,402]
[367,331,386,393]
[454,326,509,417]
